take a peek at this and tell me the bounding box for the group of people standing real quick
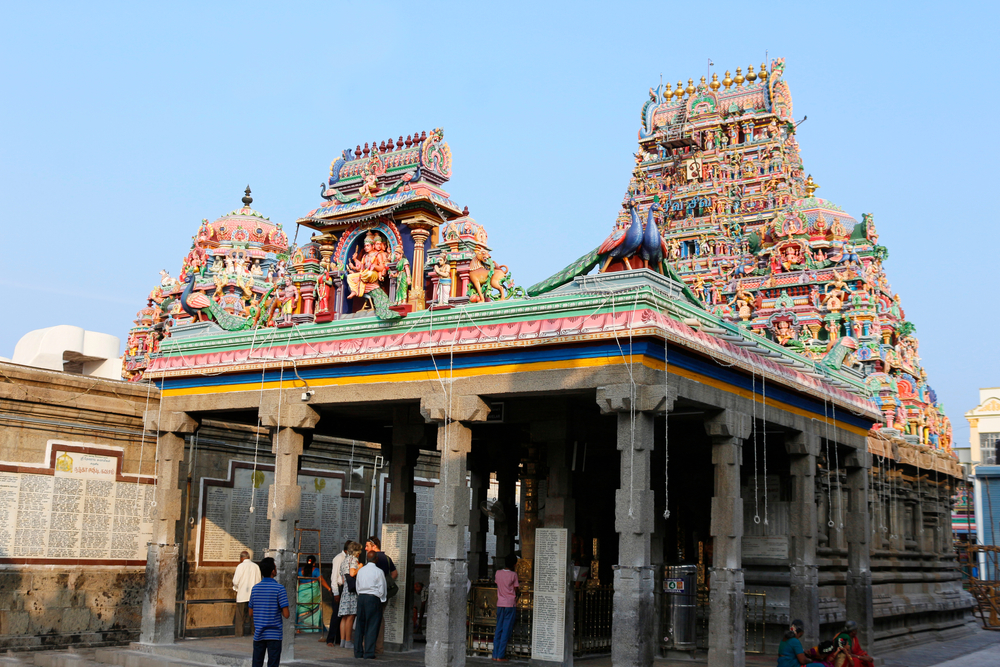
[778,619,874,667]
[229,536,396,666]
[325,537,397,660]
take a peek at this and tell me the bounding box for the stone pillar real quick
[539,424,575,667]
[388,415,421,652]
[468,450,490,581]
[408,227,431,310]
[597,384,669,667]
[844,449,874,652]
[493,461,518,571]
[786,432,820,645]
[260,397,320,661]
[140,410,198,645]
[705,410,752,667]
[421,395,490,667]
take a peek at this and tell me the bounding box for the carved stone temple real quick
[111,61,973,667]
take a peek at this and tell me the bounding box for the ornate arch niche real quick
[332,219,403,268]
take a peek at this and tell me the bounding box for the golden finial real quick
[675,81,684,99]
[734,67,744,87]
[760,62,768,80]
[746,65,757,83]
[804,175,819,198]
[710,73,720,91]
[685,78,696,96]
[699,76,706,90]
[663,82,673,102]
[722,70,732,89]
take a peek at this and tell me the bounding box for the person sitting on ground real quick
[803,640,841,667]
[833,620,874,667]
[777,619,826,667]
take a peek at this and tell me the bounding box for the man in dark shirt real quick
[248,557,290,667]
[365,536,397,654]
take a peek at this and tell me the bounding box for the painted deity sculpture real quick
[390,249,411,305]
[346,232,389,299]
[433,256,451,306]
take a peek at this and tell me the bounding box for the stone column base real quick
[707,568,745,667]
[140,543,179,645]
[611,565,656,667]
[790,564,819,644]
[425,558,469,667]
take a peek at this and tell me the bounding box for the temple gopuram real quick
[125,61,971,667]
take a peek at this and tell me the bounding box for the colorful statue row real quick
[125,133,521,381]
[525,59,951,452]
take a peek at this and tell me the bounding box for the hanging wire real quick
[762,368,768,525]
[750,355,760,525]
[133,378,154,503]
[823,397,834,528]
[832,402,843,531]
[663,320,670,520]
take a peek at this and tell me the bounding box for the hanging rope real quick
[823,396,834,528]
[273,361,285,512]
[662,320,670,520]
[150,374,166,511]
[248,333,272,514]
[750,355,760,525]
[133,378,154,502]
[762,368,768,526]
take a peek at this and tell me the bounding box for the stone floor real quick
[12,626,1000,667]
[107,625,1000,667]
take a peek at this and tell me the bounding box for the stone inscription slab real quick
[200,462,362,566]
[381,523,409,645]
[0,445,153,563]
[741,535,789,559]
[531,527,568,662]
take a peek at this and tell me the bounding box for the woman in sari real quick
[777,620,827,667]
[296,555,330,632]
[338,542,363,649]
[833,621,874,667]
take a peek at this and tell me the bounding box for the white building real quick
[9,326,121,379]
[965,387,1000,466]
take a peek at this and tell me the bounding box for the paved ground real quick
[153,625,1000,666]
[881,627,999,667]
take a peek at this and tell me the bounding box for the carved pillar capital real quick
[420,394,490,424]
[258,394,320,430]
[704,410,752,441]
[597,383,674,414]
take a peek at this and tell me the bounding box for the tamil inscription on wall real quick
[0,441,154,564]
[199,461,363,566]
[381,523,409,645]
[531,527,568,662]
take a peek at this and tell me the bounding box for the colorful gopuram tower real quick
[610,59,951,451]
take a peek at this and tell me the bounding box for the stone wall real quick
[0,568,145,649]
[0,361,158,649]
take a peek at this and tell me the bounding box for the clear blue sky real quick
[2,2,996,443]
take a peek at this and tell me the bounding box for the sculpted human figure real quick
[433,256,451,306]
[280,278,300,325]
[346,233,388,299]
[390,249,411,305]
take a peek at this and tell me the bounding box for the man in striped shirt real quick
[248,557,289,667]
